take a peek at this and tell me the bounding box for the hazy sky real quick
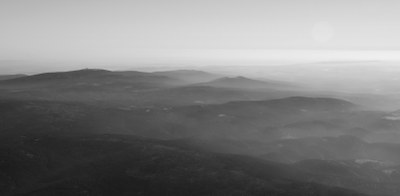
[1,0,400,67]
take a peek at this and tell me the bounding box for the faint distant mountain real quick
[195,76,292,89]
[0,74,26,81]
[153,69,221,84]
[0,69,306,107]
[0,68,182,90]
[3,69,111,82]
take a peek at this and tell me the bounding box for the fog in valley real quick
[2,0,400,196]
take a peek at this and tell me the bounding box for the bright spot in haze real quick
[312,22,335,44]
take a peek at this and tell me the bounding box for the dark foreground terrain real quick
[1,69,400,195]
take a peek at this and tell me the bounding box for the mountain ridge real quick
[195,76,293,89]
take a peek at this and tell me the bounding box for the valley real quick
[1,68,400,195]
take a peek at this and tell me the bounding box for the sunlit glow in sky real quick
[1,0,400,68]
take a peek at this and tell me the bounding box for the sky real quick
[1,0,400,70]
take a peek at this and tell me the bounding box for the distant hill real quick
[7,69,112,81]
[0,69,182,90]
[153,70,221,84]
[195,76,293,89]
[0,69,308,107]
[0,74,26,81]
